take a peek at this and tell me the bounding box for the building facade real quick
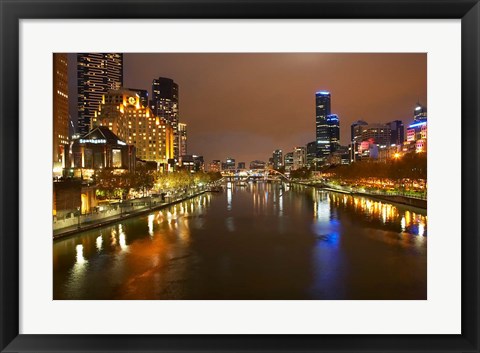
[178,123,187,157]
[358,123,391,147]
[388,120,405,146]
[414,102,427,122]
[151,77,180,160]
[77,53,123,135]
[250,160,266,169]
[65,126,136,179]
[223,158,236,170]
[284,152,294,171]
[326,114,340,152]
[209,160,221,172]
[92,89,174,170]
[315,91,332,159]
[351,120,368,143]
[272,149,283,169]
[53,53,69,169]
[293,146,306,170]
[127,88,149,107]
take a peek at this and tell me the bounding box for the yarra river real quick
[53,182,427,300]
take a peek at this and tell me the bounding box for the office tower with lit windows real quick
[178,123,187,157]
[326,114,340,152]
[387,120,404,146]
[272,149,283,169]
[315,91,332,159]
[53,53,69,168]
[151,77,180,160]
[293,146,307,170]
[92,89,174,170]
[209,160,222,172]
[351,120,368,143]
[360,123,392,147]
[284,152,294,171]
[77,53,123,135]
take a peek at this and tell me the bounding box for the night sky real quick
[68,53,426,165]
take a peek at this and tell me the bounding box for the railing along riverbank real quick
[53,187,209,240]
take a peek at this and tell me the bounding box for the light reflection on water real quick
[53,184,426,300]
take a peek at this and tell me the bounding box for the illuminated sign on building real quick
[406,129,416,142]
[421,124,427,139]
[79,139,106,144]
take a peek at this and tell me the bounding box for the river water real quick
[53,182,427,300]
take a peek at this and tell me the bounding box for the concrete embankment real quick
[53,191,206,240]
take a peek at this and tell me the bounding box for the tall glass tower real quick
[151,77,180,160]
[77,53,123,135]
[326,114,340,152]
[315,91,332,159]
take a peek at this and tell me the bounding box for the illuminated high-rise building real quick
[326,114,340,152]
[53,53,69,168]
[284,152,294,171]
[272,149,283,169]
[315,91,332,159]
[92,89,173,170]
[77,53,123,135]
[413,102,427,122]
[127,88,149,107]
[293,146,306,170]
[178,123,187,157]
[351,120,368,143]
[151,77,180,160]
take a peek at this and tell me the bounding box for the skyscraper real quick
[284,152,294,171]
[315,91,331,159]
[326,114,340,152]
[272,149,283,169]
[413,102,427,122]
[387,120,404,145]
[293,147,306,170]
[178,123,187,157]
[151,77,180,160]
[53,53,69,167]
[77,53,123,135]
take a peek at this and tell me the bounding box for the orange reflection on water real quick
[327,192,427,235]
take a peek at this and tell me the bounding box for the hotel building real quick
[92,89,174,170]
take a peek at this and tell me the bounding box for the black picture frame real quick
[1,0,479,352]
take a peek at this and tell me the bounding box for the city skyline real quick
[68,53,426,164]
[55,52,428,301]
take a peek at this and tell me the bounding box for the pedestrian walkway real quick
[53,190,206,240]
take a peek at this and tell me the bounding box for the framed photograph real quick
[1,0,479,352]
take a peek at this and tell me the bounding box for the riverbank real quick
[291,181,427,209]
[53,190,207,240]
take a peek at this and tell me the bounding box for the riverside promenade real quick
[291,180,427,209]
[53,189,207,240]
